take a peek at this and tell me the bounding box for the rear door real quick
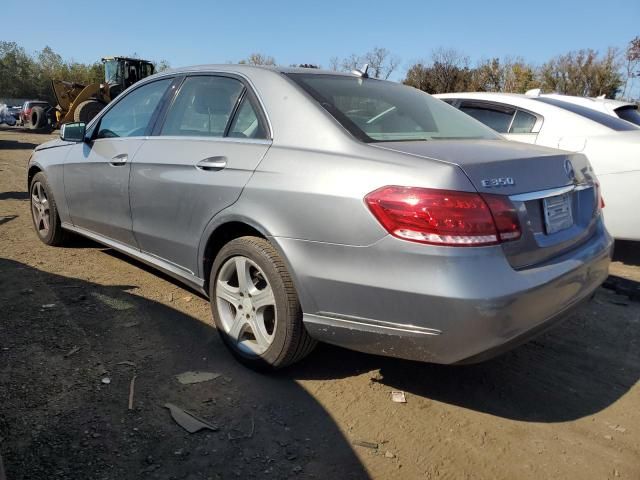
[64,78,173,246]
[129,74,271,275]
[458,100,542,144]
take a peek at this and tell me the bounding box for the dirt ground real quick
[1,128,639,480]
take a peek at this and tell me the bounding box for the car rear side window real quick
[227,96,267,139]
[161,76,244,137]
[534,97,639,131]
[509,109,537,133]
[459,103,514,133]
[97,78,171,138]
[615,106,640,126]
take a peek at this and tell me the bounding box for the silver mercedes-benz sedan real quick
[28,65,612,369]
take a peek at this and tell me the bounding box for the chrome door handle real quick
[196,156,227,171]
[110,153,128,166]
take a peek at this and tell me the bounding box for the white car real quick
[529,91,640,126]
[435,92,640,241]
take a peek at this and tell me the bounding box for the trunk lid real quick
[373,139,602,269]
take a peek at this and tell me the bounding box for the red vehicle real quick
[19,100,51,128]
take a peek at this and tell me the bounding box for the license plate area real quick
[543,193,573,234]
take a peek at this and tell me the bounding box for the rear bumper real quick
[273,220,613,364]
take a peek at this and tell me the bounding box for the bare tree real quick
[153,59,171,73]
[622,36,640,99]
[333,47,401,79]
[363,47,401,79]
[239,53,276,66]
[340,53,361,72]
[427,48,472,93]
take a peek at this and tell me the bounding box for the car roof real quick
[540,93,635,110]
[435,91,637,113]
[433,92,544,108]
[155,63,365,79]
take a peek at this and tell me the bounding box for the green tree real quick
[0,41,36,99]
[539,48,622,97]
[404,49,472,93]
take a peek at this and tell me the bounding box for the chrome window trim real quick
[142,135,272,146]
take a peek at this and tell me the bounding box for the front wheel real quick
[30,172,68,246]
[210,236,316,370]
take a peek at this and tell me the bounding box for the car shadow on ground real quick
[0,258,369,480]
[91,244,640,425]
[291,291,640,424]
[0,139,39,150]
[0,214,18,226]
[103,248,210,299]
[0,191,29,201]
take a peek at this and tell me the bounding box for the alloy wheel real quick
[31,181,50,237]
[215,255,277,356]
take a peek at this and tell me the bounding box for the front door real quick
[64,78,172,246]
[130,75,272,275]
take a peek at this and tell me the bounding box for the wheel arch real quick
[200,219,268,291]
[198,216,303,305]
[27,163,43,190]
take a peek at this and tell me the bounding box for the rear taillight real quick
[365,186,521,247]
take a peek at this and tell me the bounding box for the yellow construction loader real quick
[31,57,155,130]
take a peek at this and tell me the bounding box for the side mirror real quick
[60,122,86,142]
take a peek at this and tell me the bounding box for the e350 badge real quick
[481,177,515,188]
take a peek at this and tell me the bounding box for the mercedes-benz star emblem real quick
[564,159,575,180]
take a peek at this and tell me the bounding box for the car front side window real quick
[96,78,172,139]
[160,76,244,137]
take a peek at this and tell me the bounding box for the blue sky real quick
[4,0,639,81]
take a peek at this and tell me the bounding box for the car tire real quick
[30,106,47,130]
[29,172,68,246]
[210,236,316,370]
[74,100,104,123]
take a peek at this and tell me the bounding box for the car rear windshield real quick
[534,97,639,131]
[614,105,640,126]
[286,73,500,143]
